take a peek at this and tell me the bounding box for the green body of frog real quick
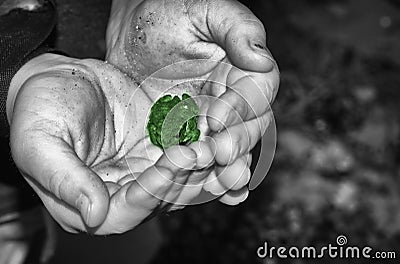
[147,93,201,149]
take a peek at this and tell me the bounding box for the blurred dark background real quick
[51,0,400,263]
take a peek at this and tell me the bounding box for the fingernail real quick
[251,41,276,63]
[76,194,92,226]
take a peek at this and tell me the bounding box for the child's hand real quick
[106,0,279,205]
[8,54,213,234]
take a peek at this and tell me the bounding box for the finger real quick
[154,145,197,204]
[246,153,253,167]
[105,146,198,232]
[207,66,279,131]
[167,169,211,210]
[212,112,272,165]
[188,140,215,169]
[203,170,227,196]
[94,166,176,234]
[207,0,276,72]
[34,161,181,234]
[11,136,109,228]
[216,155,251,191]
[218,187,249,206]
[24,181,86,233]
[195,95,215,140]
[145,141,217,210]
[155,145,197,174]
[117,172,140,186]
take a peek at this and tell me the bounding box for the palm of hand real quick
[69,61,214,230]
[90,61,213,208]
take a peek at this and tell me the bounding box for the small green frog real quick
[147,93,200,149]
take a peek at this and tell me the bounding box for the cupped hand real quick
[9,54,213,234]
[106,0,280,204]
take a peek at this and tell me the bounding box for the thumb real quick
[207,0,275,72]
[11,134,109,228]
